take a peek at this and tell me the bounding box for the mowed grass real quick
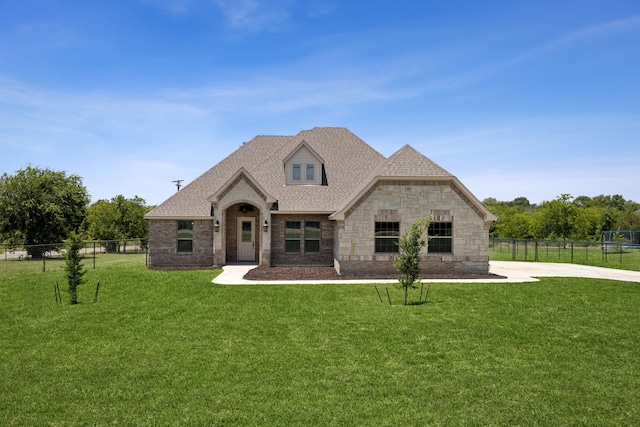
[1,265,640,426]
[491,242,640,271]
[0,252,147,275]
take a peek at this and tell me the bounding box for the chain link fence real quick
[490,238,640,271]
[1,239,148,275]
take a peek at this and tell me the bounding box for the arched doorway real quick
[225,203,260,264]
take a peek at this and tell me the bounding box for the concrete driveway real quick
[212,261,640,285]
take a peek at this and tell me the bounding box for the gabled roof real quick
[330,144,496,222]
[146,127,385,217]
[375,144,452,178]
[282,140,325,165]
[207,167,277,205]
[145,127,495,221]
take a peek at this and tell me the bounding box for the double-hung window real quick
[375,222,399,253]
[306,164,315,181]
[285,221,301,252]
[292,164,301,181]
[177,220,194,253]
[428,222,452,253]
[304,221,320,252]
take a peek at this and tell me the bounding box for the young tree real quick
[0,166,89,256]
[394,217,431,305]
[65,232,86,305]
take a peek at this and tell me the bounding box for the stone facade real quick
[213,176,272,267]
[334,181,491,275]
[148,219,215,267]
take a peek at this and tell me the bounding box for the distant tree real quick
[394,217,431,306]
[497,212,533,239]
[617,209,640,231]
[509,197,531,209]
[0,166,89,256]
[534,194,578,245]
[65,232,86,305]
[85,195,150,251]
[486,194,640,242]
[572,207,601,240]
[592,194,626,211]
[482,197,498,206]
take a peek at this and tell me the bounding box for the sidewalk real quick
[212,261,640,285]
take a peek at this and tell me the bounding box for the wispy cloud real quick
[144,0,298,31]
[141,0,199,15]
[421,15,640,94]
[214,0,293,31]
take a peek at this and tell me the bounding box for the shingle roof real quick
[146,128,384,217]
[145,127,470,219]
[375,144,452,178]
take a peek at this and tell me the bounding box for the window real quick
[306,164,315,181]
[285,221,301,252]
[375,222,399,253]
[304,221,320,252]
[292,164,301,181]
[428,222,452,253]
[177,220,194,253]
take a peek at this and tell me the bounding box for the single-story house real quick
[145,127,496,275]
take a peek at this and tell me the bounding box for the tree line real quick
[484,194,640,242]
[3,166,640,255]
[0,166,152,256]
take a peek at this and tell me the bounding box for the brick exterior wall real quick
[148,219,215,267]
[271,214,334,266]
[335,181,491,275]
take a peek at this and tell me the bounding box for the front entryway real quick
[237,217,255,262]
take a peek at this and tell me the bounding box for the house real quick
[144,127,496,275]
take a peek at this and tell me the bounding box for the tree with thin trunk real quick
[65,232,86,304]
[394,217,431,305]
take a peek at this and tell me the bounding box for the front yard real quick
[1,265,639,425]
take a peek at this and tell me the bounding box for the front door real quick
[237,217,255,262]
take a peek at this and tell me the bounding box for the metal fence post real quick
[570,242,574,263]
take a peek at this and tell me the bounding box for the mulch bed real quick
[243,266,505,281]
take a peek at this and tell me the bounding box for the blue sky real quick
[1,0,639,206]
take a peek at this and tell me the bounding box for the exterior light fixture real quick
[263,219,269,232]
[214,220,220,232]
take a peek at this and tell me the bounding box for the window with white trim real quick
[292,164,301,181]
[306,164,315,181]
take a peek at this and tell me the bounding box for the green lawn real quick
[1,265,639,426]
[490,240,640,271]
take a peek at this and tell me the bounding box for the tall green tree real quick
[0,166,89,256]
[394,217,431,306]
[534,194,578,245]
[85,195,150,250]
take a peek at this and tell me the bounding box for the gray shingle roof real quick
[145,127,459,218]
[375,144,452,178]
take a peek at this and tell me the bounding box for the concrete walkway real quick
[212,261,640,285]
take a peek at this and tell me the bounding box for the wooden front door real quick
[237,217,255,262]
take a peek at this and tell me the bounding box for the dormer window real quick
[283,141,325,186]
